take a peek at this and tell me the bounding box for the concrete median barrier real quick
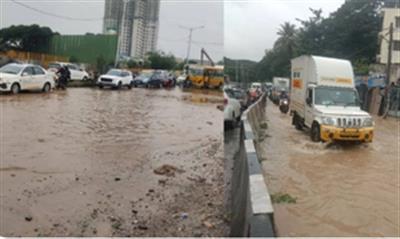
[229,93,275,237]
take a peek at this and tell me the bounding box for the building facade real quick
[102,0,160,59]
[378,2,400,65]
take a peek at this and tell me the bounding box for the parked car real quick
[133,70,168,88]
[224,87,242,130]
[97,69,133,89]
[132,70,155,87]
[230,87,249,110]
[48,62,90,81]
[0,63,54,94]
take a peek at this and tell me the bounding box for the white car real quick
[97,69,133,89]
[176,74,187,85]
[224,87,242,129]
[0,63,54,94]
[48,62,90,81]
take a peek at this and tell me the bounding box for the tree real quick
[127,59,137,68]
[253,0,384,82]
[0,24,56,52]
[146,51,177,70]
[174,61,185,70]
[275,22,297,58]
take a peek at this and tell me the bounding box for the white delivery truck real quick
[273,77,290,90]
[271,77,290,104]
[290,55,374,142]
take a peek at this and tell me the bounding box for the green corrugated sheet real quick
[47,34,118,64]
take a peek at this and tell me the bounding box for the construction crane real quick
[200,48,215,67]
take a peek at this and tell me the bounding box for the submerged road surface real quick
[259,100,399,236]
[0,88,227,236]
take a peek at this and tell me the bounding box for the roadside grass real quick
[271,192,297,204]
[260,121,268,129]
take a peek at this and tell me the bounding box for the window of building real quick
[394,40,400,51]
[396,17,400,29]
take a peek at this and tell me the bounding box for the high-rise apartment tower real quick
[103,0,160,59]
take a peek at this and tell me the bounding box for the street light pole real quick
[179,25,204,65]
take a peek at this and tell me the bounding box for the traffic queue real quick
[0,61,226,94]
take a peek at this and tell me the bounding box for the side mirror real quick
[306,97,312,106]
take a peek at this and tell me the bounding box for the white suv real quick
[0,63,54,94]
[97,69,133,89]
[48,62,90,81]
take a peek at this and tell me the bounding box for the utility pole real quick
[383,23,393,118]
[179,25,204,65]
[386,22,393,86]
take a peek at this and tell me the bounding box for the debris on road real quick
[202,220,214,229]
[181,213,189,220]
[153,164,185,177]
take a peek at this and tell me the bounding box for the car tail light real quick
[224,98,228,105]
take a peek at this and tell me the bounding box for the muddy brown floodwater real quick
[0,88,228,237]
[258,100,399,237]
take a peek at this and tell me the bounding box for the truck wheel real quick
[311,122,321,142]
[294,114,303,130]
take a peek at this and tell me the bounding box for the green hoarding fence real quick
[47,34,118,65]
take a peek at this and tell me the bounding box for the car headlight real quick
[363,117,374,127]
[321,117,335,126]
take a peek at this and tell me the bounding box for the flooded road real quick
[259,100,399,236]
[0,88,227,236]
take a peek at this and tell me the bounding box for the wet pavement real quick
[0,87,228,236]
[258,100,399,237]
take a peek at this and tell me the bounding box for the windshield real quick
[189,68,203,76]
[0,64,24,75]
[106,70,123,76]
[315,86,359,107]
[140,71,154,78]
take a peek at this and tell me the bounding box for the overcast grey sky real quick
[0,0,223,61]
[224,0,345,61]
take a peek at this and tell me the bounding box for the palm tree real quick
[275,22,297,58]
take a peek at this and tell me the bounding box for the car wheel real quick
[310,122,321,142]
[11,83,20,94]
[145,84,149,88]
[42,83,51,93]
